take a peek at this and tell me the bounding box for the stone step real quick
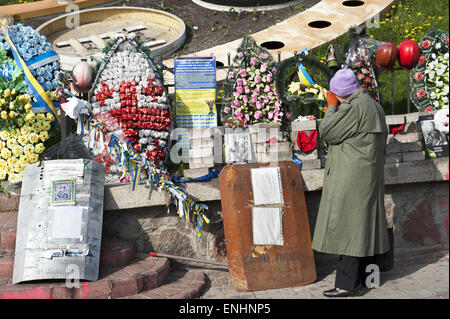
[99,238,135,270]
[0,255,170,299]
[0,237,135,279]
[121,271,206,299]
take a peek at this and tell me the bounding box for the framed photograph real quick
[224,130,255,164]
[419,115,449,158]
[51,180,76,206]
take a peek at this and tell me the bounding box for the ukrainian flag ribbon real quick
[297,48,315,86]
[1,26,61,126]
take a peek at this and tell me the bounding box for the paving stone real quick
[251,130,283,144]
[189,147,214,159]
[386,142,401,154]
[385,152,402,163]
[189,156,215,169]
[254,142,268,153]
[394,132,423,143]
[300,159,322,171]
[191,137,214,149]
[386,115,406,126]
[293,149,318,160]
[268,141,291,153]
[291,120,317,132]
[400,141,424,152]
[252,289,284,299]
[402,151,425,162]
[183,168,211,179]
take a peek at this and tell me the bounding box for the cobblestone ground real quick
[171,253,449,299]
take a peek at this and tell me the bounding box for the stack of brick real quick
[291,119,322,170]
[185,127,223,177]
[385,114,426,163]
[249,123,292,163]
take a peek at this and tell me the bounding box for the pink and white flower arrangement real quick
[223,48,283,128]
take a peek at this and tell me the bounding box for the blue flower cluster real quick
[0,24,59,92]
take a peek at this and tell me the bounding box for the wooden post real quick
[391,70,395,115]
[406,70,411,113]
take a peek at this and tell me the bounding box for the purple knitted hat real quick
[329,68,360,97]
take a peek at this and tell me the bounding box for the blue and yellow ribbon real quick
[1,26,61,126]
[297,48,315,86]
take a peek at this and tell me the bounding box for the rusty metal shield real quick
[219,161,316,292]
[13,159,105,284]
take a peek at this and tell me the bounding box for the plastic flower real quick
[42,121,51,131]
[12,145,23,157]
[39,131,49,142]
[414,72,424,81]
[17,135,28,146]
[0,131,10,141]
[24,144,34,155]
[37,113,46,122]
[34,143,45,154]
[7,157,17,168]
[31,122,42,133]
[1,148,11,160]
[25,113,35,123]
[416,89,427,99]
[29,132,39,144]
[46,113,55,122]
[421,40,431,49]
[6,138,17,149]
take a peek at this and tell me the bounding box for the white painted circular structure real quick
[37,7,186,70]
[192,0,305,12]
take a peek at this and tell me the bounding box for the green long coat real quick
[311,88,390,257]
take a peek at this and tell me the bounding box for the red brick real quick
[0,230,16,251]
[99,238,134,271]
[0,284,52,299]
[111,277,140,299]
[73,280,112,299]
[0,255,171,299]
[51,285,74,299]
[0,212,17,229]
[0,195,19,212]
[145,271,159,290]
[0,256,14,278]
[156,265,170,286]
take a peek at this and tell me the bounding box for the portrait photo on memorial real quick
[224,130,255,164]
[419,115,449,157]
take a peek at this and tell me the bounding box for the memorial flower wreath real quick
[221,36,287,128]
[410,29,449,112]
[0,30,56,183]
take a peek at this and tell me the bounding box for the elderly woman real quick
[312,69,391,297]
